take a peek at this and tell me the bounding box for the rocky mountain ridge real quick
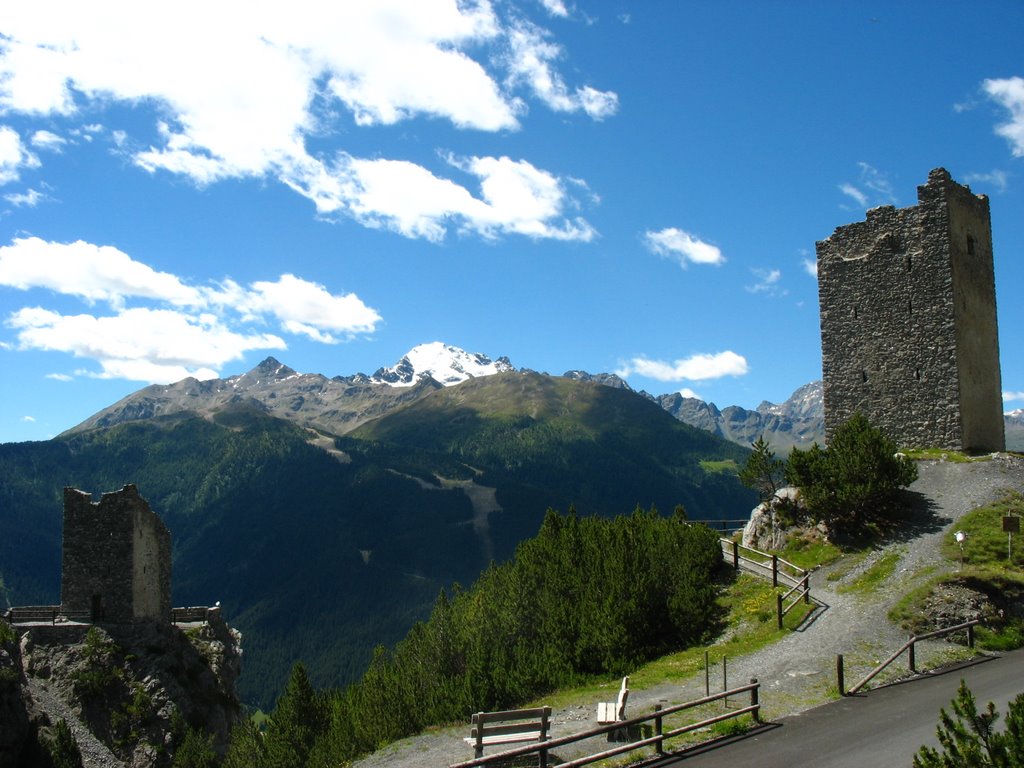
[65,343,826,451]
[64,342,1021,452]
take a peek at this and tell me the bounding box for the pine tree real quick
[915,680,1024,767]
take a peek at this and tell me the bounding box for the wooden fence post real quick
[776,593,783,630]
[803,572,811,604]
[772,555,779,587]
[750,678,760,723]
[908,639,916,673]
[836,654,845,696]
[968,623,975,648]
[654,704,664,755]
[732,540,739,570]
[705,650,710,697]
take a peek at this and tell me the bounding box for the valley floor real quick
[351,455,1024,768]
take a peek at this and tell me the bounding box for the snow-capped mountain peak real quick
[371,342,515,387]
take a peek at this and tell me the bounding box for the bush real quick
[786,414,917,539]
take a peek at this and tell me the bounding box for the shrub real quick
[786,414,917,539]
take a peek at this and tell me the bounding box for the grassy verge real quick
[836,548,904,595]
[890,492,1024,651]
[903,449,994,463]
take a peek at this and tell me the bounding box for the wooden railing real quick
[720,539,811,628]
[448,680,761,768]
[836,619,982,696]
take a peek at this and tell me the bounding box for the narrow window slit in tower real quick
[915,368,921,381]
[967,235,975,255]
[861,370,868,383]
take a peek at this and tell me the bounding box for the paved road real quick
[665,648,1024,767]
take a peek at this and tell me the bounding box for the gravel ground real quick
[352,455,1024,768]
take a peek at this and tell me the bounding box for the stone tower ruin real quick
[816,168,1004,452]
[61,484,172,623]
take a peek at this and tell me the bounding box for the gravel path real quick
[25,676,125,768]
[352,455,1024,768]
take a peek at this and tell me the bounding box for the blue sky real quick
[1,1,1022,443]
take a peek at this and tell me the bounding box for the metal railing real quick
[448,680,760,768]
[4,606,91,624]
[5,605,216,625]
[837,619,982,695]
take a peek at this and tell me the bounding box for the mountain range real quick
[68,341,827,451]
[1,343,757,709]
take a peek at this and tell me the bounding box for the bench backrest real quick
[470,706,551,745]
[615,676,629,719]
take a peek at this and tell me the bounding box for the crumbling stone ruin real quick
[61,484,172,624]
[816,168,1005,452]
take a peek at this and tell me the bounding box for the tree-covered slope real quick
[0,373,755,709]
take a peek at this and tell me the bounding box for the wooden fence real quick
[719,539,811,628]
[448,680,761,768]
[836,619,982,695]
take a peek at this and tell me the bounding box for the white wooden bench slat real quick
[464,705,552,757]
[596,676,629,724]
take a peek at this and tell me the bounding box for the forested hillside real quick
[0,372,755,708]
[225,508,725,766]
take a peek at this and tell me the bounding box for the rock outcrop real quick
[0,611,241,768]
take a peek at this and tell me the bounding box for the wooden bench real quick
[596,676,629,724]
[464,706,552,758]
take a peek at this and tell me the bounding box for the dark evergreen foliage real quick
[914,680,1024,767]
[226,507,724,765]
[786,413,918,537]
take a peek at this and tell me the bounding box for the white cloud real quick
[838,183,868,207]
[0,237,203,308]
[21,415,35,422]
[1004,391,1024,403]
[242,274,382,342]
[7,306,285,384]
[538,0,570,17]
[0,126,39,185]
[745,268,786,297]
[0,237,383,382]
[616,351,749,382]
[45,372,73,381]
[3,188,46,207]
[678,387,701,399]
[964,169,1010,194]
[30,130,66,152]
[504,19,618,120]
[839,163,896,209]
[291,152,596,242]
[0,0,610,242]
[644,228,725,268]
[984,77,1024,157]
[802,258,818,279]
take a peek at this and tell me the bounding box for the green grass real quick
[902,449,994,463]
[836,548,904,595]
[890,492,1024,651]
[941,492,1024,567]
[700,459,739,475]
[780,535,843,571]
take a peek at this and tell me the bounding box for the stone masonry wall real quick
[816,168,1004,452]
[61,485,172,623]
